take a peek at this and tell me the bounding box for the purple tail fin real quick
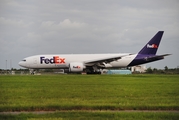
[138,31,164,55]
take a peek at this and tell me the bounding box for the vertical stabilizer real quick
[138,31,164,55]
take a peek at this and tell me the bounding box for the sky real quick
[0,0,179,69]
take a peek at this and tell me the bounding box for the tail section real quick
[138,31,164,55]
[128,31,171,67]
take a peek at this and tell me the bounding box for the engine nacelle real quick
[69,62,84,72]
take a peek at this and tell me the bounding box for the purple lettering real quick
[40,57,45,64]
[45,58,49,64]
[50,58,54,64]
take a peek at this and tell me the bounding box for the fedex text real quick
[40,56,65,64]
[73,66,81,68]
[147,44,158,48]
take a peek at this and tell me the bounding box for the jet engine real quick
[69,62,84,72]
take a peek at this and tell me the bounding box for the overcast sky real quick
[0,0,179,69]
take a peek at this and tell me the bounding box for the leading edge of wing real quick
[84,54,132,65]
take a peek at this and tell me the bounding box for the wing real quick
[84,54,131,66]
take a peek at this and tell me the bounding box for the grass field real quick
[0,74,179,119]
[1,111,179,120]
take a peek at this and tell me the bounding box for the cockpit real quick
[22,59,26,62]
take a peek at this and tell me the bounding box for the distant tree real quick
[11,68,17,71]
[176,67,179,74]
[157,69,165,74]
[146,67,153,73]
[153,68,158,73]
[177,66,179,70]
[164,66,168,71]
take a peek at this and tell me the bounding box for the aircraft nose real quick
[18,61,23,67]
[18,60,26,68]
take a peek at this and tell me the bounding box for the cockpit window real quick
[22,59,26,62]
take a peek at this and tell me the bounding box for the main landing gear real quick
[29,69,36,75]
[86,67,102,74]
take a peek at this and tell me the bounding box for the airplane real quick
[18,31,170,74]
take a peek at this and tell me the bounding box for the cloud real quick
[41,19,88,30]
[59,19,87,28]
[0,0,179,69]
[0,17,34,28]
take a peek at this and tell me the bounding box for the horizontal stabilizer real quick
[144,54,171,61]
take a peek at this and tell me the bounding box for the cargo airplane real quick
[19,31,170,74]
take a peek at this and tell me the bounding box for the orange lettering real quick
[60,58,65,63]
[54,56,60,63]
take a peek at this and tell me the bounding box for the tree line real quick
[1,66,179,74]
[145,66,179,74]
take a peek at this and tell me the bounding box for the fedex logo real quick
[40,56,65,64]
[73,66,81,68]
[147,44,158,48]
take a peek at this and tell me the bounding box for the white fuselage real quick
[19,53,137,69]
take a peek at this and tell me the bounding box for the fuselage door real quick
[34,58,37,64]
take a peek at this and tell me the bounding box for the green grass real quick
[0,74,179,119]
[0,111,179,120]
[0,75,179,111]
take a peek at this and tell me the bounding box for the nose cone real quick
[18,60,27,68]
[18,61,22,66]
